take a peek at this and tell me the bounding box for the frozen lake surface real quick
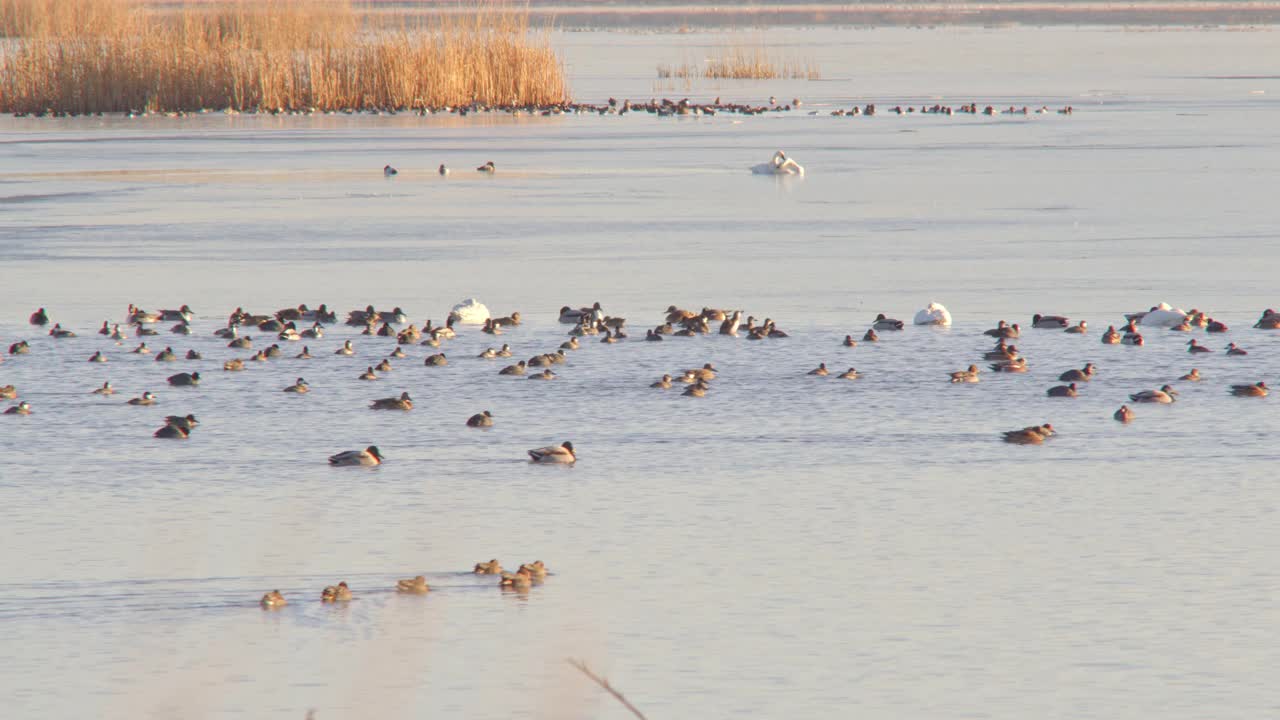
[1,26,1278,720]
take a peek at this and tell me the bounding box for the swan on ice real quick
[751,151,804,176]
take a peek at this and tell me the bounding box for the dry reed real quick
[566,658,648,720]
[0,0,569,114]
[658,39,820,80]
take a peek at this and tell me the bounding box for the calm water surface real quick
[1,27,1279,720]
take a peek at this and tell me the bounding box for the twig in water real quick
[566,658,648,720]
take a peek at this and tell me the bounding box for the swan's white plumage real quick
[449,298,491,325]
[914,302,952,326]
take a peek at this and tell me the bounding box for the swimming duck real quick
[719,310,742,336]
[423,353,447,366]
[171,321,192,335]
[520,561,548,580]
[473,559,503,575]
[131,342,151,354]
[500,568,534,591]
[1187,339,1211,353]
[1047,382,1079,398]
[335,340,355,355]
[872,314,904,330]
[1225,343,1248,356]
[842,335,857,347]
[249,350,268,362]
[599,328,617,343]
[1058,363,1096,382]
[0,385,15,399]
[808,363,829,376]
[4,401,31,415]
[294,345,313,359]
[688,363,716,381]
[528,441,576,463]
[259,318,285,333]
[529,369,557,380]
[164,414,199,431]
[321,582,353,603]
[370,392,412,410]
[301,323,324,339]
[562,336,581,350]
[159,304,194,323]
[1122,333,1144,346]
[29,307,49,325]
[438,164,449,176]
[9,340,29,355]
[185,349,202,360]
[1031,314,1069,329]
[983,321,1011,338]
[478,347,498,359]
[390,347,406,359]
[153,423,189,439]
[1180,368,1201,381]
[466,410,494,427]
[1230,381,1268,397]
[228,336,251,349]
[682,380,709,397]
[284,378,309,393]
[990,357,1028,373]
[1129,385,1178,404]
[48,323,75,338]
[127,391,157,406]
[223,359,245,371]
[643,329,662,342]
[1002,426,1048,445]
[278,326,301,342]
[1253,310,1280,329]
[98,320,111,335]
[1101,326,1122,344]
[949,365,980,383]
[328,446,384,466]
[384,165,398,176]
[837,367,861,380]
[1206,319,1229,333]
[499,360,526,376]
[677,371,698,384]
[862,329,879,342]
[477,161,495,173]
[496,344,512,357]
[374,359,392,372]
[154,347,177,362]
[88,351,107,363]
[1169,320,1191,332]
[651,374,673,389]
[396,576,430,594]
[1114,405,1135,423]
[167,371,199,386]
[1064,320,1088,334]
[260,590,287,609]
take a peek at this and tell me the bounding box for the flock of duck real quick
[257,559,550,610]
[6,301,1275,451]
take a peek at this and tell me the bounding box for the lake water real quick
[1,26,1279,720]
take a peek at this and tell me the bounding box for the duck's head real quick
[366,446,383,460]
[560,441,574,453]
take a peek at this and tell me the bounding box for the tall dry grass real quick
[657,38,820,81]
[0,0,569,114]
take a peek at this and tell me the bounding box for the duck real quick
[153,423,189,439]
[983,342,1017,361]
[154,347,177,362]
[159,304,194,323]
[477,347,499,359]
[260,590,287,609]
[88,381,114,396]
[1058,363,1096,382]
[862,329,879,342]
[499,360,527,376]
[1206,319,1229,333]
[496,344,512,357]
[1179,368,1202,381]
[520,561,548,580]
[1002,425,1051,444]
[1122,332,1144,346]
[651,374,673,389]
[984,321,1012,338]
[185,349,201,360]
[390,347,406,359]
[1114,405,1135,423]
[227,336,251,349]
[837,367,861,380]
[167,371,200,387]
[370,392,412,410]
[131,342,151,354]
[278,325,301,342]
[1230,381,1268,397]
[423,353,447,366]
[223,359,245,371]
[396,576,430,594]
[358,366,378,380]
[990,357,1028,373]
[1169,320,1191,332]
[9,340,30,355]
[335,340,355,355]
[1047,382,1079,398]
[4,401,31,415]
[562,336,581,350]
[645,329,663,342]
[949,365,980,383]
[872,313,904,330]
[98,320,111,335]
[134,323,158,337]
[477,161,495,173]
[375,359,392,372]
[284,378,309,393]
[29,307,49,325]
[528,441,576,463]
[682,380,709,397]
[1031,313,1069,329]
[88,351,107,363]
[1253,309,1280,329]
[466,410,494,427]
[127,391,157,406]
[481,319,502,335]
[1225,343,1248,356]
[164,414,199,431]
[321,582,352,602]
[47,324,75,338]
[438,164,449,176]
[500,568,534,591]
[473,559,503,575]
[1187,339,1211,353]
[808,363,829,376]
[328,446,384,466]
[677,371,698,384]
[688,363,716,381]
[529,369,557,380]
[1129,385,1178,404]
[0,385,15,399]
[842,335,857,347]
[383,164,398,176]
[1101,326,1122,344]
[1064,320,1088,334]
[719,310,742,336]
[171,320,192,335]
[301,323,324,339]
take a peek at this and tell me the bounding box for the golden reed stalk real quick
[0,0,568,113]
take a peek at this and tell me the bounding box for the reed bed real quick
[658,39,820,81]
[0,0,569,114]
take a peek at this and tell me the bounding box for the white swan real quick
[751,150,804,176]
[913,302,952,326]
[448,298,491,325]
[1136,302,1189,328]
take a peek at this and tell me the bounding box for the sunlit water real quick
[1,27,1279,720]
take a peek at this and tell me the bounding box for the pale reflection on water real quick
[2,26,1279,720]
